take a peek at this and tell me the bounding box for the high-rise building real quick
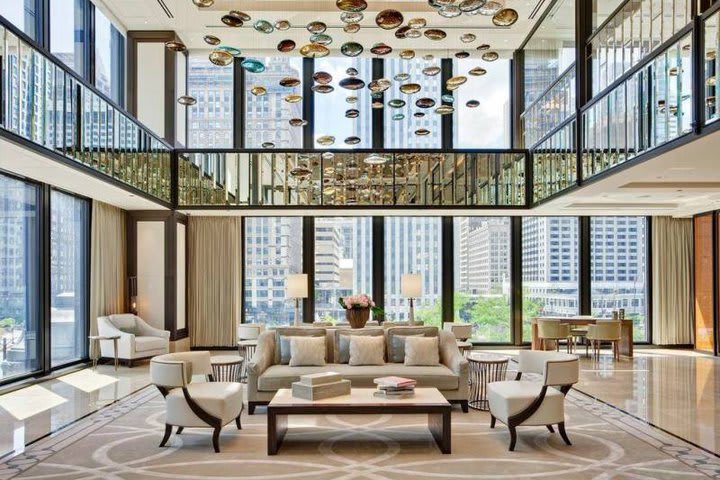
[457,217,511,296]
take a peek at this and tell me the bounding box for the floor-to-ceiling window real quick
[384,217,442,326]
[522,217,580,340]
[245,56,304,148]
[0,173,41,381]
[94,5,125,105]
[454,217,511,342]
[243,217,303,326]
[50,190,89,367]
[314,217,372,322]
[0,0,39,40]
[591,216,648,341]
[50,0,86,75]
[187,51,233,148]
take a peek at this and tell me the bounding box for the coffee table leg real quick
[428,410,451,454]
[267,409,287,455]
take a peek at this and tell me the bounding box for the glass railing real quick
[582,32,693,179]
[589,0,693,97]
[531,118,577,203]
[177,150,528,208]
[0,19,172,203]
[521,65,576,148]
[704,7,720,126]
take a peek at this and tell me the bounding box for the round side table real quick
[237,339,258,383]
[210,355,244,382]
[468,353,509,411]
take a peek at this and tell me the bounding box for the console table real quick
[530,317,634,357]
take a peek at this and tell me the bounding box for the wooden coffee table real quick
[267,387,452,455]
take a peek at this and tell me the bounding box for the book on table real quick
[373,376,417,388]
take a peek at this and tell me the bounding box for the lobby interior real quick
[1,0,720,478]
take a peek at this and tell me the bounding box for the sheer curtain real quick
[89,201,127,336]
[188,217,242,346]
[652,217,693,345]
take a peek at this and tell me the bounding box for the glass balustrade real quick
[531,119,577,203]
[177,151,528,208]
[521,65,576,148]
[705,8,720,125]
[0,23,172,203]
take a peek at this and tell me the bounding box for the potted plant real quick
[338,294,383,328]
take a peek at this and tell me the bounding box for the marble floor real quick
[0,348,718,463]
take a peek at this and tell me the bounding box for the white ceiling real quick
[104,0,553,56]
[0,137,168,211]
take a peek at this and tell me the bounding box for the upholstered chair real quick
[488,350,579,451]
[150,351,244,453]
[237,323,265,341]
[586,321,622,360]
[97,314,170,366]
[537,319,574,353]
[311,321,334,327]
[443,322,473,341]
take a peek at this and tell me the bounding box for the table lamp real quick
[401,273,422,323]
[286,274,308,326]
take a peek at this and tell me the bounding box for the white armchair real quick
[488,350,579,451]
[150,351,243,453]
[97,314,170,367]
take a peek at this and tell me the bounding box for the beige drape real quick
[89,201,127,336]
[188,217,242,347]
[652,216,694,345]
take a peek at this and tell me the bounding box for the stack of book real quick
[373,376,417,399]
[291,372,351,401]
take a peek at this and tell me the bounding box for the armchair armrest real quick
[97,317,135,359]
[136,319,171,339]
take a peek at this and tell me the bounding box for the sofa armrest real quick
[439,330,468,378]
[247,331,275,377]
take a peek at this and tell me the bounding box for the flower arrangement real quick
[338,294,384,316]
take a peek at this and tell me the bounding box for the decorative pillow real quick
[404,336,440,366]
[289,336,327,367]
[335,328,384,363]
[386,326,438,363]
[349,335,385,366]
[274,327,326,365]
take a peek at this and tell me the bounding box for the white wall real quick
[136,43,165,138]
[136,221,165,330]
[177,223,187,331]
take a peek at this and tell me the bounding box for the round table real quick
[237,339,258,382]
[210,355,244,382]
[467,353,509,411]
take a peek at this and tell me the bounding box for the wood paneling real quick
[694,214,715,352]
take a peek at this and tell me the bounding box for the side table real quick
[210,355,244,382]
[468,353,509,411]
[457,341,473,357]
[237,339,258,382]
[88,335,120,371]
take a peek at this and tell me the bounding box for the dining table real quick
[530,316,634,357]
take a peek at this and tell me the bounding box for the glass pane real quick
[94,7,125,105]
[454,58,511,148]
[187,51,233,148]
[384,217,442,326]
[0,0,38,40]
[50,0,86,75]
[454,217,511,342]
[522,217,579,341]
[50,190,89,367]
[243,217,303,326]
[591,217,648,341]
[0,173,41,381]
[245,56,304,148]
[314,217,373,323]
[313,57,373,149]
[384,58,442,148]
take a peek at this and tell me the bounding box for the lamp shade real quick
[401,273,422,298]
[286,274,308,299]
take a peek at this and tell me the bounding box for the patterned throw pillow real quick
[348,335,385,366]
[404,336,440,366]
[289,336,327,367]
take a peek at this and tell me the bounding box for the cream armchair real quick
[488,350,579,451]
[97,314,170,367]
[150,352,243,453]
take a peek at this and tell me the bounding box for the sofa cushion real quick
[487,380,565,425]
[404,336,440,366]
[166,382,243,426]
[135,336,167,352]
[349,335,385,366]
[289,336,326,367]
[386,326,438,363]
[335,328,385,363]
[275,327,326,365]
[257,363,459,391]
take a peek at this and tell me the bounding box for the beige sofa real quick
[247,326,469,414]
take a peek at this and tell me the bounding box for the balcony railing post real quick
[693,14,705,134]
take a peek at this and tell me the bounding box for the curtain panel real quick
[89,201,127,336]
[652,216,694,345]
[188,217,242,347]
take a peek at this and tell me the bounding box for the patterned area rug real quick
[1,385,719,480]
